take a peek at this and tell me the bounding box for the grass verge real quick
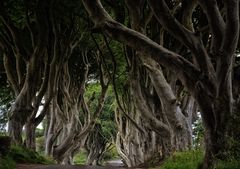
[0,145,54,169]
[151,150,240,169]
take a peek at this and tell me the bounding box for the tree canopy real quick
[0,0,240,169]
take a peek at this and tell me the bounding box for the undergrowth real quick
[151,149,240,169]
[8,145,54,164]
[73,150,87,165]
[0,145,54,169]
[216,159,240,169]
[157,149,203,169]
[0,155,16,169]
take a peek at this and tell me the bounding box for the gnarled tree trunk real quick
[82,0,239,168]
[1,0,50,145]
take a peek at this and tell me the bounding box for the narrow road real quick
[16,164,146,169]
[105,159,124,167]
[16,159,146,169]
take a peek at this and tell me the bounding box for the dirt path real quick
[15,164,45,169]
[16,164,145,169]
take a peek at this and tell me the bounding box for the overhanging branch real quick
[82,0,202,85]
[197,0,225,50]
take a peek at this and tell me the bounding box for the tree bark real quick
[86,124,107,166]
[1,0,50,145]
[82,1,239,168]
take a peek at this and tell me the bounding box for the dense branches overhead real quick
[0,0,239,168]
[83,0,239,168]
[0,0,115,164]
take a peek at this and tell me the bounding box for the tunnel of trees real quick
[0,0,240,169]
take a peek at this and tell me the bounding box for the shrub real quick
[216,159,240,169]
[0,155,15,169]
[8,145,54,164]
[73,150,87,165]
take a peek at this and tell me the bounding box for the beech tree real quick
[0,75,13,132]
[114,56,197,167]
[43,47,110,164]
[0,0,54,145]
[0,0,88,151]
[104,1,197,167]
[85,85,116,165]
[82,0,239,168]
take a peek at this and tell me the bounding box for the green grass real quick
[0,145,54,169]
[73,150,87,165]
[0,156,16,169]
[155,150,203,169]
[151,150,240,169]
[216,159,240,169]
[9,145,54,164]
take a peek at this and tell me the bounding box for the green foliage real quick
[227,111,240,159]
[216,160,240,169]
[8,145,54,164]
[102,144,119,160]
[108,40,128,95]
[151,150,240,169]
[85,84,116,141]
[73,150,87,165]
[226,136,240,160]
[0,155,16,169]
[153,150,203,169]
[36,136,45,153]
[84,84,117,163]
[1,0,25,28]
[99,87,117,140]
[85,82,101,99]
[35,128,44,138]
[0,145,54,169]
[89,33,128,95]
